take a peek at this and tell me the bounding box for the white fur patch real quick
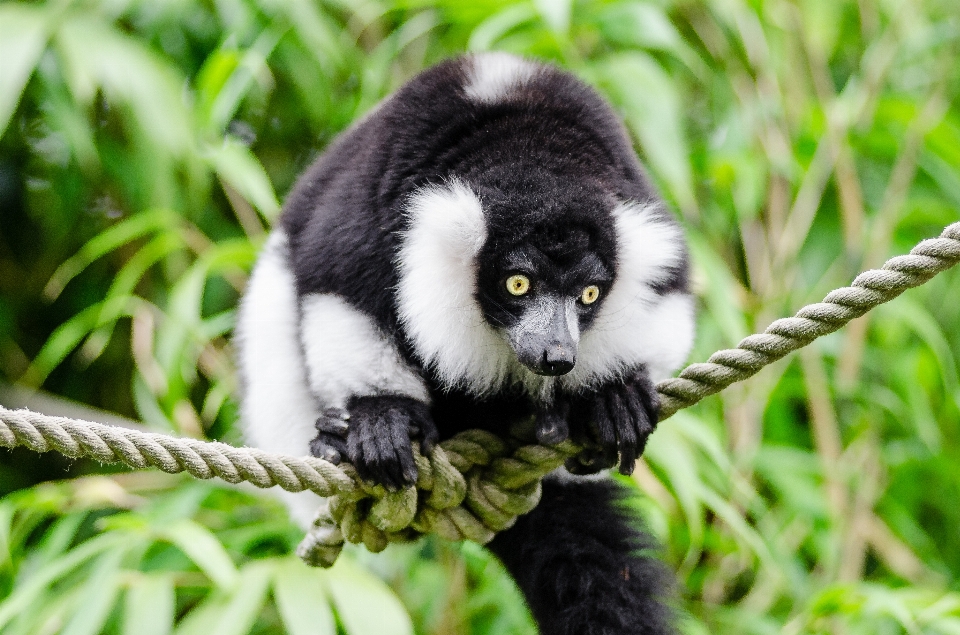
[562,202,694,386]
[396,181,516,395]
[463,52,537,103]
[235,230,325,526]
[299,293,429,407]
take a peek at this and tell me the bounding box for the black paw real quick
[309,395,438,490]
[564,369,660,476]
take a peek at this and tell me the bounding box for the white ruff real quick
[299,293,429,408]
[235,230,324,527]
[396,181,520,396]
[463,51,537,103]
[397,187,694,399]
[562,202,695,386]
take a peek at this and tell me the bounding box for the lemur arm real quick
[298,293,437,489]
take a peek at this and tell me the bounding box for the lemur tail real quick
[487,477,678,635]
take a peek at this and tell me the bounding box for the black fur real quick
[488,478,675,635]
[273,55,687,634]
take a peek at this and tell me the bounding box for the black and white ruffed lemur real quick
[236,52,695,635]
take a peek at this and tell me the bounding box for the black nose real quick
[542,346,575,376]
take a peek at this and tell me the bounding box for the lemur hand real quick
[310,395,438,490]
[560,369,660,476]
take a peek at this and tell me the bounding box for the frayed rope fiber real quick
[2,222,958,567]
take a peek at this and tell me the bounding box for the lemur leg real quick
[487,477,676,635]
[298,293,436,489]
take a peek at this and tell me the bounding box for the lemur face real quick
[475,225,615,376]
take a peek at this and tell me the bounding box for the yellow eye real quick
[506,275,530,296]
[581,285,600,305]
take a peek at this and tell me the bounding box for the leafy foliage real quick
[1,0,959,633]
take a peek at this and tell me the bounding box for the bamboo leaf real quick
[161,519,239,589]
[209,562,273,635]
[61,550,125,635]
[0,533,126,630]
[467,4,537,51]
[0,4,52,138]
[44,209,182,300]
[533,0,572,36]
[592,52,696,216]
[55,14,194,155]
[20,296,147,388]
[326,557,413,635]
[273,558,336,635]
[123,573,175,635]
[205,137,281,222]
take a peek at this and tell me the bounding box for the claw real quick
[319,446,341,464]
[316,415,350,436]
[322,407,350,421]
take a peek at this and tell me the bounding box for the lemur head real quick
[470,172,617,377]
[396,167,690,401]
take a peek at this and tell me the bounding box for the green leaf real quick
[271,0,346,73]
[0,533,126,630]
[643,422,705,557]
[592,53,696,216]
[195,26,285,134]
[20,296,146,388]
[161,519,239,588]
[79,232,186,365]
[273,558,336,635]
[0,4,52,138]
[205,137,281,222]
[467,4,538,51]
[61,550,125,635]
[326,557,413,635]
[533,0,572,36]
[55,14,194,156]
[174,562,272,635]
[0,503,14,576]
[123,573,175,635]
[195,48,243,131]
[210,562,273,635]
[44,209,183,300]
[594,2,685,53]
[173,592,230,635]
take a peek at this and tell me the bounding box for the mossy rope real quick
[2,222,958,567]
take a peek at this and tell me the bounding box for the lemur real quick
[236,52,694,635]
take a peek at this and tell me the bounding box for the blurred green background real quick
[1,0,958,633]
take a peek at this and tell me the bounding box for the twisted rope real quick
[657,222,960,418]
[2,222,958,567]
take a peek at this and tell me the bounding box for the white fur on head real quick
[464,52,537,103]
[396,180,517,395]
[299,293,429,407]
[235,230,325,527]
[561,202,695,387]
